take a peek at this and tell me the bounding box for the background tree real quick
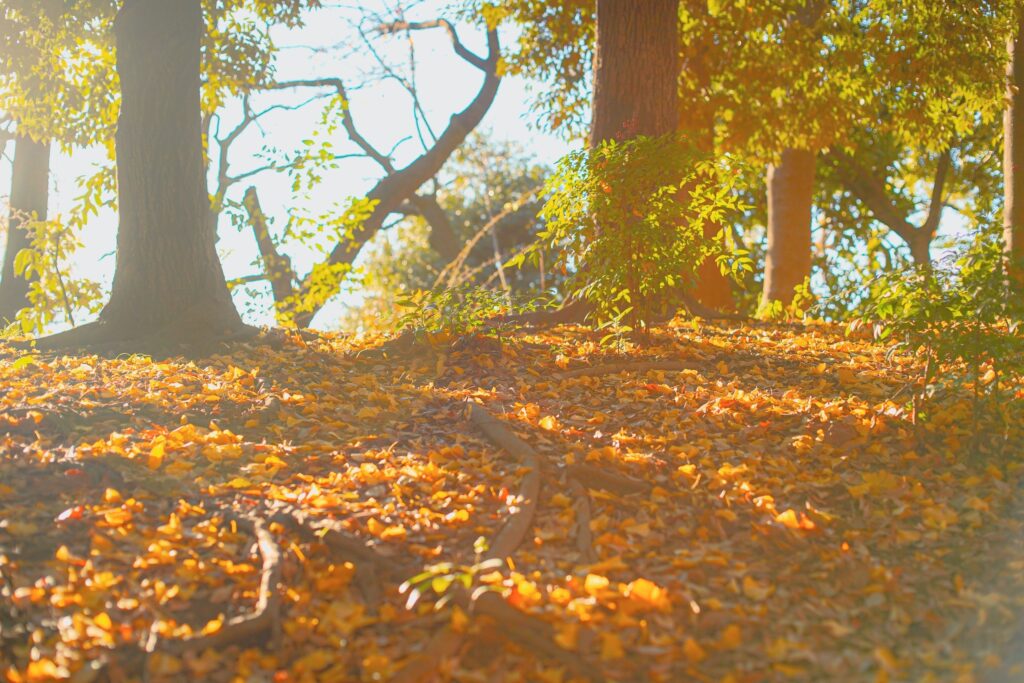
[38,0,248,348]
[1005,3,1024,293]
[222,5,503,328]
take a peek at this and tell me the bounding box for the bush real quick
[848,221,1023,445]
[509,133,748,337]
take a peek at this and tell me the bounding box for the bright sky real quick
[0,1,576,331]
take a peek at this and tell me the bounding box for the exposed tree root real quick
[468,403,542,560]
[557,360,696,379]
[24,305,262,357]
[389,627,466,683]
[265,502,417,581]
[567,478,598,564]
[389,402,550,683]
[157,516,281,655]
[678,293,748,322]
[467,591,604,682]
[566,463,652,496]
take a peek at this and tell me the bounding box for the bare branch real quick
[379,19,492,71]
[268,78,395,173]
[244,186,295,308]
[290,25,502,327]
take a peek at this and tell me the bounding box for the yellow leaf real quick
[450,606,469,633]
[775,509,815,530]
[584,573,610,596]
[683,637,706,663]
[625,578,670,611]
[742,575,774,601]
[837,366,858,385]
[148,440,165,470]
[555,621,579,650]
[715,509,738,522]
[719,624,742,649]
[539,415,559,431]
[104,488,122,504]
[94,612,113,631]
[600,632,625,660]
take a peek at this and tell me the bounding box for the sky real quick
[0,1,576,331]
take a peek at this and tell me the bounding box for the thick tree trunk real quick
[762,148,815,307]
[1005,11,1024,294]
[0,136,49,322]
[94,0,243,341]
[590,0,680,145]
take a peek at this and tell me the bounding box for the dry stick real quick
[160,516,281,655]
[557,360,696,379]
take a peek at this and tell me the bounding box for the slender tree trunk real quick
[762,148,815,307]
[0,136,49,322]
[92,0,243,342]
[590,0,680,145]
[909,232,932,267]
[1005,10,1024,294]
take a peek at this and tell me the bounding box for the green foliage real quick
[758,278,815,321]
[399,555,505,611]
[475,0,594,137]
[512,134,747,334]
[848,220,1023,440]
[396,284,546,341]
[11,215,103,334]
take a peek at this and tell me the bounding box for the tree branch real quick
[378,19,492,72]
[829,150,919,247]
[922,149,951,239]
[268,78,395,173]
[290,25,502,328]
[243,186,295,307]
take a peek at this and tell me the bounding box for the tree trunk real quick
[590,0,680,145]
[89,0,244,343]
[243,186,295,309]
[0,136,49,322]
[1005,10,1024,294]
[762,148,815,307]
[909,232,932,267]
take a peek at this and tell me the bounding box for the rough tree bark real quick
[1005,9,1024,294]
[37,0,247,349]
[590,0,680,146]
[0,136,49,322]
[762,148,815,307]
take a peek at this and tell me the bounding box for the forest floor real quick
[0,320,1022,683]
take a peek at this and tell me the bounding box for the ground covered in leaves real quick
[0,321,1022,683]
